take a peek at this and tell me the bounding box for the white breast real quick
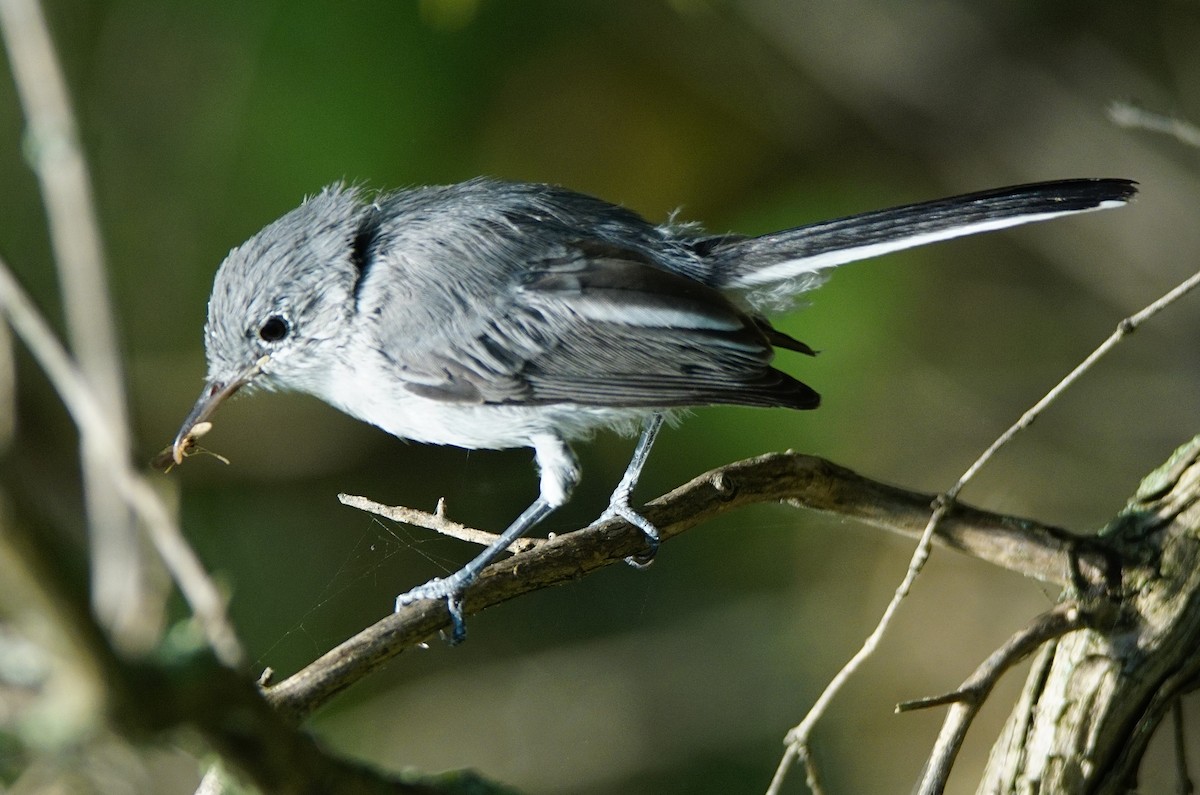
[321,356,653,450]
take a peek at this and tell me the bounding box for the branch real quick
[1109,101,1200,148]
[898,601,1104,794]
[0,255,242,667]
[338,494,542,554]
[979,435,1200,792]
[0,471,508,795]
[0,0,123,411]
[0,0,145,645]
[950,269,1200,496]
[769,264,1200,794]
[352,453,1111,586]
[267,451,1119,723]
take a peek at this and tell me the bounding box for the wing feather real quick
[360,228,817,410]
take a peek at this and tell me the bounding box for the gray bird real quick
[169,177,1136,641]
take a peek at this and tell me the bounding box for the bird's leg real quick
[594,413,665,567]
[395,434,579,643]
[396,497,555,642]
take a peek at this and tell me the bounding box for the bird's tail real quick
[702,178,1137,310]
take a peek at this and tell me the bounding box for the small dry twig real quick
[339,493,544,554]
[1110,101,1200,149]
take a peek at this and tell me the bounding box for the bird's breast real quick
[321,358,652,450]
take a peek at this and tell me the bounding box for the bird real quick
[166,176,1136,641]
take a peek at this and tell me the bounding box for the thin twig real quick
[766,745,800,795]
[0,0,121,401]
[0,0,142,645]
[801,746,827,795]
[0,256,243,667]
[950,270,1200,496]
[338,494,543,554]
[901,602,1096,795]
[769,266,1200,794]
[768,499,951,795]
[1109,101,1200,149]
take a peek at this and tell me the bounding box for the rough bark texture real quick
[980,435,1200,793]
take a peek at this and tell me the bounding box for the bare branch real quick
[0,499,472,795]
[0,255,242,667]
[901,602,1101,795]
[979,435,1200,792]
[267,451,1117,723]
[360,454,1111,586]
[339,462,1098,578]
[950,268,1200,497]
[0,1,121,399]
[1109,101,1200,148]
[768,498,948,795]
[769,265,1200,793]
[339,494,542,554]
[0,0,145,647]
[767,745,800,795]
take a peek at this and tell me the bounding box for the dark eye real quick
[258,315,290,343]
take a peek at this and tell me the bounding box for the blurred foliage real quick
[3,0,1200,793]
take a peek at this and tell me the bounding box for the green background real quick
[2,1,1198,792]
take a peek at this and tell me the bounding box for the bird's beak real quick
[169,358,266,465]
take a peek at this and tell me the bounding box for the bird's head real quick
[169,185,374,465]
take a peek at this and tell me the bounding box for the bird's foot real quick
[595,489,660,568]
[395,575,468,644]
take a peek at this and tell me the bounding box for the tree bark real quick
[980,435,1200,793]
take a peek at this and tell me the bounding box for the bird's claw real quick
[595,493,660,568]
[396,577,468,644]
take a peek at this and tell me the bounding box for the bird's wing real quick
[365,241,818,410]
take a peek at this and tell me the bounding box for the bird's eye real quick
[258,315,290,343]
